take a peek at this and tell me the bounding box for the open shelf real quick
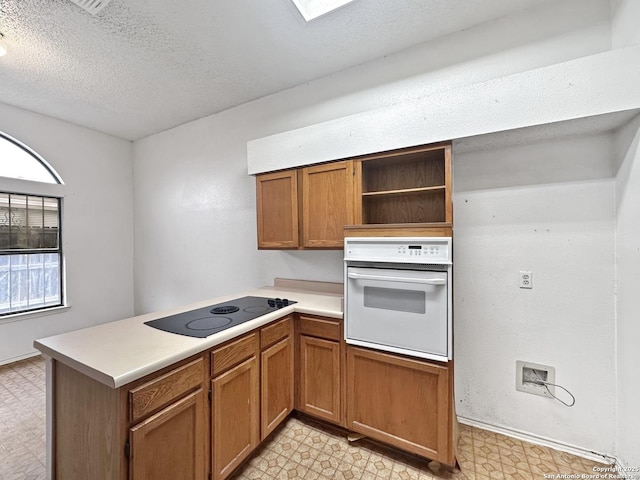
[361,185,446,197]
[362,190,446,224]
[356,143,451,228]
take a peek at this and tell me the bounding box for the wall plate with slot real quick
[519,271,533,289]
[516,360,555,398]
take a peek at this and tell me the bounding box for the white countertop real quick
[34,286,342,389]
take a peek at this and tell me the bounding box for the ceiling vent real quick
[68,0,112,15]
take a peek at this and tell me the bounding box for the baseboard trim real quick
[614,458,635,480]
[457,415,617,466]
[0,350,41,367]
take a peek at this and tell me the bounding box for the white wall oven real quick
[344,237,452,362]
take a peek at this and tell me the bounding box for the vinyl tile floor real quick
[0,356,613,480]
[0,356,46,480]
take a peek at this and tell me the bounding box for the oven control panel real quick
[344,237,451,264]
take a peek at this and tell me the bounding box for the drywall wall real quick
[611,0,640,48]
[453,133,616,458]
[133,117,343,314]
[0,102,134,364]
[134,0,609,314]
[613,115,640,469]
[132,0,627,460]
[247,45,640,174]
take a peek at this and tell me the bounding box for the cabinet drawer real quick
[298,315,342,341]
[129,357,204,423]
[261,316,292,349]
[212,332,259,377]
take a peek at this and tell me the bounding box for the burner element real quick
[186,317,233,330]
[211,305,240,314]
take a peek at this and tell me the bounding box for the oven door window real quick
[363,286,426,314]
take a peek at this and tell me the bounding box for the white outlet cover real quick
[519,270,533,289]
[516,360,555,398]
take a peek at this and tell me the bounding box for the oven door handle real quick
[347,272,446,285]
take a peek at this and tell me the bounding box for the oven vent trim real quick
[345,261,449,271]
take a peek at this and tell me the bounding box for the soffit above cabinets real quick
[247,47,640,175]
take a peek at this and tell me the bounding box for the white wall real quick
[0,102,134,364]
[613,115,640,469]
[453,134,616,457]
[131,0,625,460]
[133,0,609,314]
[611,1,640,467]
[132,116,344,314]
[611,0,640,48]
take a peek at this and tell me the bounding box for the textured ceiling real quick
[0,0,554,140]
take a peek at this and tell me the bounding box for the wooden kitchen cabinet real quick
[260,316,294,439]
[354,143,452,225]
[345,142,453,238]
[128,357,207,480]
[346,346,456,466]
[256,161,354,249]
[48,312,457,480]
[256,142,453,246]
[300,161,355,248]
[297,314,344,426]
[256,170,299,248]
[52,355,208,480]
[129,390,206,480]
[211,333,260,480]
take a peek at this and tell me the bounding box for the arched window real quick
[0,132,62,184]
[0,131,63,316]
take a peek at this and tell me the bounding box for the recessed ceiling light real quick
[290,0,358,22]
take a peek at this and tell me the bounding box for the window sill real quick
[0,305,71,325]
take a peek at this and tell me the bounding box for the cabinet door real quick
[261,335,294,439]
[346,346,454,465]
[211,356,259,480]
[256,170,299,249]
[129,389,206,480]
[299,335,341,424]
[301,161,354,248]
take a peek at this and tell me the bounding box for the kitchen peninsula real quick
[35,280,456,480]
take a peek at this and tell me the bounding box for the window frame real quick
[0,130,66,322]
[0,191,64,317]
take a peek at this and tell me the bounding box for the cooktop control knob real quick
[282,298,289,306]
[268,299,275,307]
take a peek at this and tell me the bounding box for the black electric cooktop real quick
[144,296,296,338]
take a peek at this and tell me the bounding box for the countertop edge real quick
[35,288,343,389]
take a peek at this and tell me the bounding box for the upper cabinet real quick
[347,142,452,238]
[301,161,355,248]
[256,170,299,249]
[355,143,451,225]
[256,162,354,249]
[255,142,452,249]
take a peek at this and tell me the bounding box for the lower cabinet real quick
[297,314,344,425]
[127,357,207,480]
[50,314,456,480]
[260,316,294,439]
[210,334,260,480]
[129,389,206,480]
[210,317,294,480]
[346,346,455,465]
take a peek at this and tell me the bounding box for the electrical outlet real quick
[516,361,555,398]
[519,271,533,289]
